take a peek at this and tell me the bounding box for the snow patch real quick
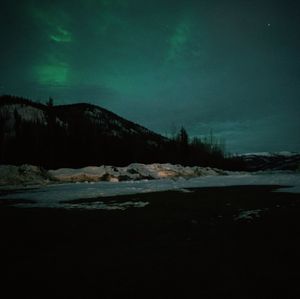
[0,104,67,135]
[14,200,149,210]
[0,104,47,124]
[234,209,264,221]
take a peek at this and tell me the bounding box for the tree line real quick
[0,95,245,170]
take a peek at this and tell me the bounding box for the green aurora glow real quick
[34,63,69,85]
[1,0,300,152]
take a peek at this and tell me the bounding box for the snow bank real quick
[49,163,227,183]
[0,165,52,186]
[0,163,227,187]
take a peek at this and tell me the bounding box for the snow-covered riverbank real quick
[0,163,228,187]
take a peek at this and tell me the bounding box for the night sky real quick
[1,0,300,153]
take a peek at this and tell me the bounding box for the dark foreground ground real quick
[1,185,300,298]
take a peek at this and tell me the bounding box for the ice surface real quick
[0,172,299,209]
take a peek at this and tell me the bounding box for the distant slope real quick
[53,102,164,143]
[239,152,300,171]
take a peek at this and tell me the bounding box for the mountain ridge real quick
[0,95,171,168]
[238,152,300,171]
[1,95,235,169]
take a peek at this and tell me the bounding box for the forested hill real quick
[0,95,242,169]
